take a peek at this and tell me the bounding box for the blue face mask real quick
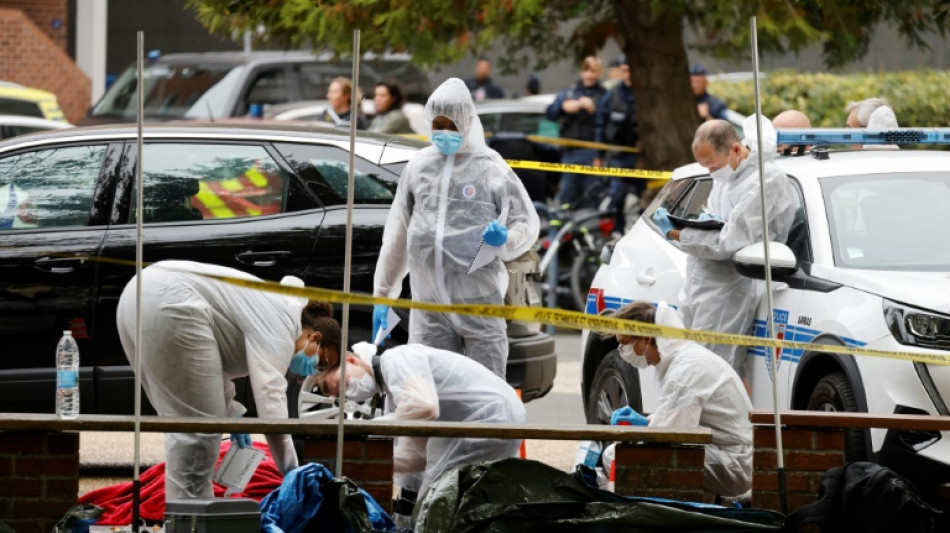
[432,130,463,155]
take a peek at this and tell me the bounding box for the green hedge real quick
[709,69,950,127]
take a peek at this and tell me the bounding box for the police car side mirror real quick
[733,242,798,279]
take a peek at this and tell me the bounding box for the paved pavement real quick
[79,330,588,492]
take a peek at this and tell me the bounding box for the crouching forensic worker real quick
[610,301,753,500]
[116,260,330,501]
[317,342,526,501]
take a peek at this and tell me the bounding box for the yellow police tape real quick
[522,135,639,154]
[401,132,639,154]
[136,261,948,368]
[506,160,671,181]
[398,133,659,179]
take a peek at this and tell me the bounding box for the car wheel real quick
[585,351,641,425]
[806,372,868,461]
[570,249,600,312]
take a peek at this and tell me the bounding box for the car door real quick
[271,141,397,296]
[0,141,121,413]
[746,176,809,409]
[93,139,324,414]
[626,175,712,308]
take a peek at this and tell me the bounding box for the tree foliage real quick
[187,0,950,169]
[189,1,950,71]
[713,68,950,128]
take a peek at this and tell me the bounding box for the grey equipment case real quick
[164,498,260,533]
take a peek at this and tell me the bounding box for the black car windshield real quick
[821,172,950,271]
[90,63,243,120]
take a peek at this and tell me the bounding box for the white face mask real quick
[618,343,649,369]
[345,371,377,402]
[709,165,732,183]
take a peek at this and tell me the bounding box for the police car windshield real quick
[91,63,242,120]
[821,172,950,271]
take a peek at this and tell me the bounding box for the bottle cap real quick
[63,330,72,335]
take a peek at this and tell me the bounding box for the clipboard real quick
[667,213,725,230]
[213,444,265,497]
[467,204,509,274]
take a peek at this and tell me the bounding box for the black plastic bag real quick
[414,458,784,532]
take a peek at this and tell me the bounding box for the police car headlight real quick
[884,299,950,350]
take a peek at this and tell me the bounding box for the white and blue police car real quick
[580,128,950,500]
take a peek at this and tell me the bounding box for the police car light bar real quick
[776,128,950,146]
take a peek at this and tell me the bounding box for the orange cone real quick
[609,458,616,492]
[516,388,526,459]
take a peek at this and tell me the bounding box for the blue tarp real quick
[260,463,395,533]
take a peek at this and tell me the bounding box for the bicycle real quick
[536,202,617,311]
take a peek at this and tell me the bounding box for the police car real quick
[580,128,950,497]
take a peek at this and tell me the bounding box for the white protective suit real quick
[346,343,526,499]
[116,260,303,500]
[373,78,540,378]
[679,116,797,375]
[637,303,753,497]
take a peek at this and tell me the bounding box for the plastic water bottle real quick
[56,330,79,419]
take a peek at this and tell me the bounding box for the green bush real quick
[709,69,950,127]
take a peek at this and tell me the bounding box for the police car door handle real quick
[34,256,85,274]
[236,250,291,267]
[636,271,656,285]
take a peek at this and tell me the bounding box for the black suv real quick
[84,51,432,124]
[0,123,555,415]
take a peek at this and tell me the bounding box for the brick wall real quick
[301,437,394,513]
[0,0,68,51]
[753,424,845,512]
[613,443,706,501]
[0,431,79,533]
[0,7,91,123]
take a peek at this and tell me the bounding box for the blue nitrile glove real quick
[482,220,508,247]
[610,405,649,426]
[373,304,390,343]
[652,208,675,239]
[289,352,316,376]
[230,415,252,449]
[698,213,723,222]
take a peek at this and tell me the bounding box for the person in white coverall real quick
[612,301,753,499]
[653,116,796,377]
[372,77,539,378]
[116,260,328,501]
[318,342,526,501]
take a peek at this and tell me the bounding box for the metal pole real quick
[751,16,787,514]
[132,30,145,533]
[545,220,559,333]
[336,29,361,477]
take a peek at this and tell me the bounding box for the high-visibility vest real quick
[191,164,282,219]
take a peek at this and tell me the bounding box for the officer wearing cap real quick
[690,64,728,122]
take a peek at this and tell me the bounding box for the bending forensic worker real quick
[653,116,796,377]
[318,342,526,500]
[372,77,539,378]
[116,260,327,501]
[612,301,753,499]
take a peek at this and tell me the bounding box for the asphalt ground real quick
[79,330,588,495]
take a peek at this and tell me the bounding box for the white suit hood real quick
[424,78,486,153]
[741,114,777,162]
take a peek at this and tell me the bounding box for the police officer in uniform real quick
[546,56,607,209]
[594,58,640,232]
